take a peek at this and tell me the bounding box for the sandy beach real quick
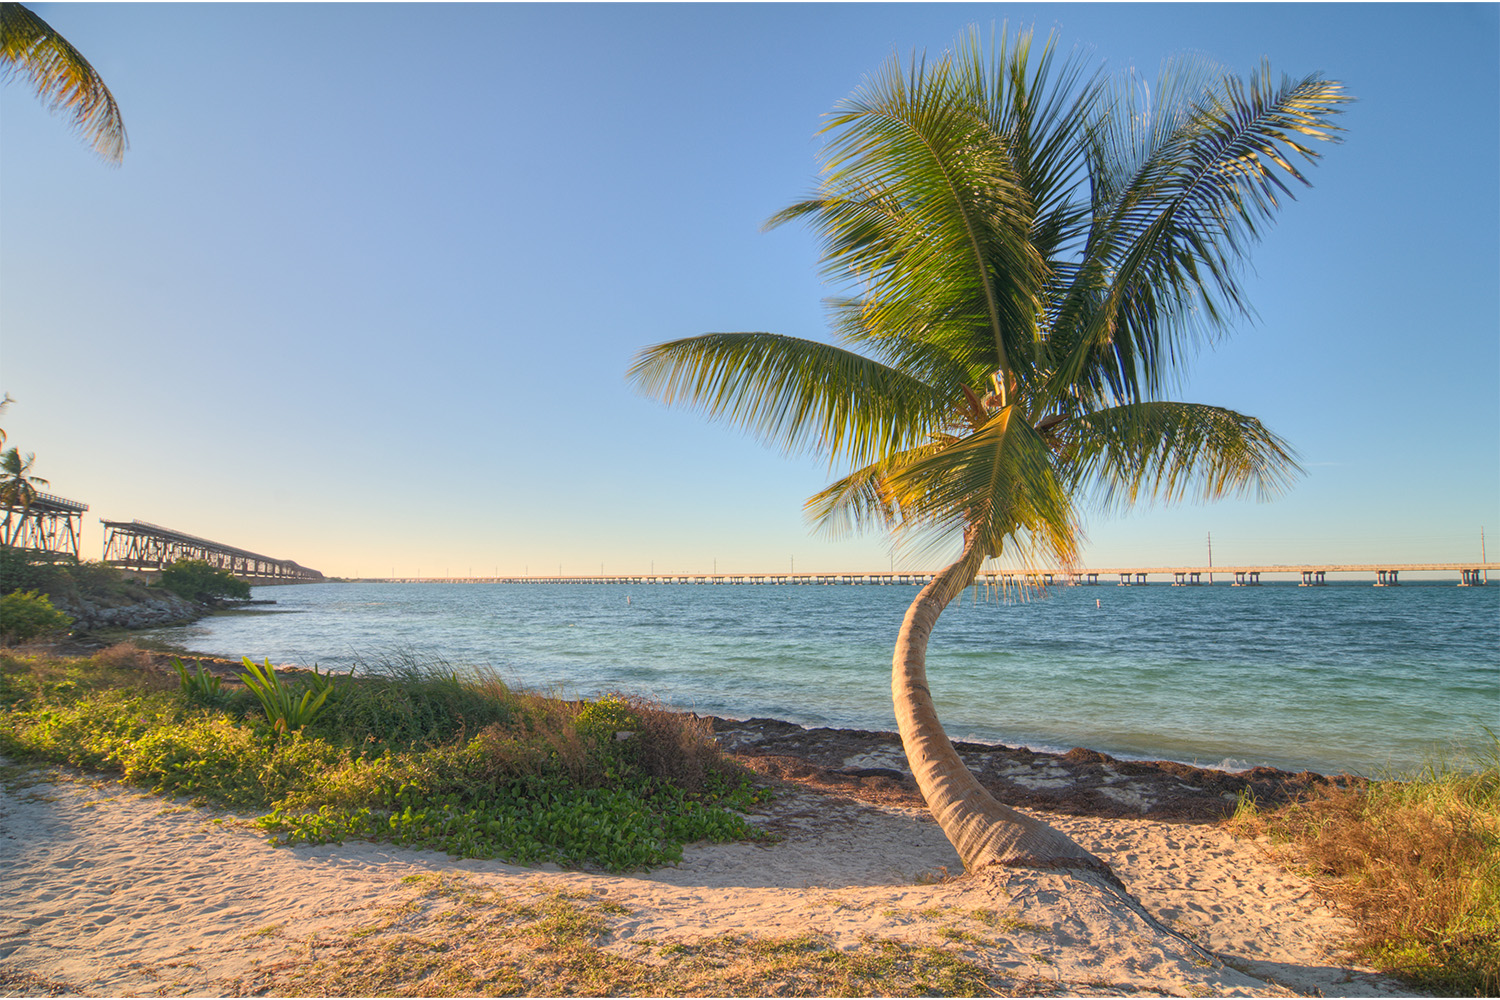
[0,747,1417,998]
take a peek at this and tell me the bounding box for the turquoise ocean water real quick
[146,580,1499,777]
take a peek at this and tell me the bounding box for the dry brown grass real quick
[615,694,727,792]
[0,647,176,696]
[227,873,1031,997]
[91,640,158,671]
[1229,743,1500,996]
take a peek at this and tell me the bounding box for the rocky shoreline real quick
[51,591,203,631]
[49,594,273,635]
[709,715,1355,823]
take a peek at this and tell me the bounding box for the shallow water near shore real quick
[147,580,1498,776]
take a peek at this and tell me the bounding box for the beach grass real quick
[0,647,770,871]
[234,871,1016,998]
[1229,735,1500,996]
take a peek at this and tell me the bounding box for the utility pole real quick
[1484,527,1488,584]
[1207,531,1214,585]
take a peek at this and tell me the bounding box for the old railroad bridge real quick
[100,520,323,583]
[2,490,324,583]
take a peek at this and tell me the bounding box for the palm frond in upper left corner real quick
[1,1,127,163]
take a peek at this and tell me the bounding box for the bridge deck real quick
[356,563,1497,585]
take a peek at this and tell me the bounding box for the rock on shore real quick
[52,591,206,631]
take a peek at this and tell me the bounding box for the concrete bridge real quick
[360,563,1495,587]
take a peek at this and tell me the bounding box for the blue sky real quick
[2,3,1496,578]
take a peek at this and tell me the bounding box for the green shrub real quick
[158,559,251,602]
[66,560,136,601]
[0,552,154,609]
[576,692,727,792]
[0,546,63,596]
[0,651,771,871]
[576,693,643,739]
[258,775,758,870]
[0,590,73,642]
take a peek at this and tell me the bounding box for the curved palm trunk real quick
[893,536,1113,876]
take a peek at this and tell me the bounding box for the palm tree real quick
[0,445,50,548]
[1,1,127,163]
[631,28,1347,876]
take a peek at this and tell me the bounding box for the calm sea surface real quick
[146,580,1499,777]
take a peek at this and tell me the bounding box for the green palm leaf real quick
[802,443,948,540]
[1049,61,1348,402]
[1,1,127,163]
[628,333,947,469]
[771,44,1047,384]
[1057,401,1301,510]
[0,446,48,508]
[883,407,1078,568]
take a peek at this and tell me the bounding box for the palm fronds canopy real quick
[632,27,1346,567]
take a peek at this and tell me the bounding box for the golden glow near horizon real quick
[1,6,1494,580]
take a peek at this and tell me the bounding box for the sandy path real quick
[0,764,1412,997]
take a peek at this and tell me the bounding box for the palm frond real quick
[0,2,127,163]
[1049,59,1348,402]
[802,441,956,540]
[628,333,946,469]
[1057,401,1301,510]
[803,458,900,541]
[771,45,1047,383]
[823,294,995,395]
[0,445,48,508]
[883,407,1078,568]
[951,25,1103,259]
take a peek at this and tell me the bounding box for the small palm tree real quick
[1,1,126,163]
[0,446,50,548]
[631,28,1347,876]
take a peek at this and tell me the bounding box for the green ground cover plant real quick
[0,649,771,871]
[0,590,72,642]
[1230,736,1500,996]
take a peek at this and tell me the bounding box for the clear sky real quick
[2,2,1496,579]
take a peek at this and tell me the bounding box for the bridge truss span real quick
[1,492,89,560]
[101,519,323,583]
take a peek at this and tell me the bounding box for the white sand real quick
[0,764,1414,997]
